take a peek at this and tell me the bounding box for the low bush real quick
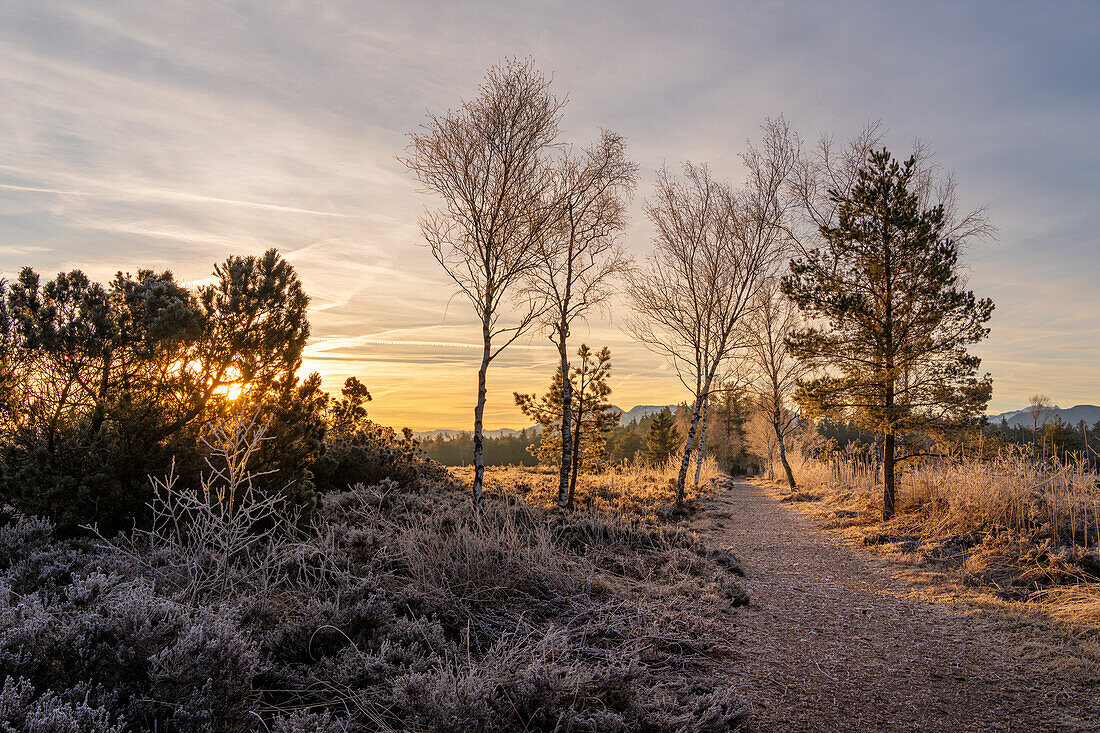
[0,416,749,731]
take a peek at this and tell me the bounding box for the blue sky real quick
[1,1,1097,429]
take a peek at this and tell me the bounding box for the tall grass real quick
[791,447,1100,552]
[457,454,722,520]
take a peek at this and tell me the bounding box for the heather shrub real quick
[147,613,261,730]
[0,676,124,733]
[0,413,749,731]
[270,710,351,733]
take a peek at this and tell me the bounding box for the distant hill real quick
[418,403,1100,439]
[989,404,1100,429]
[414,427,534,440]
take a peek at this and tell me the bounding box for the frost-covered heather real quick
[0,421,749,731]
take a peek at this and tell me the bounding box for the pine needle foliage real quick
[515,345,619,506]
[643,408,683,467]
[782,149,994,519]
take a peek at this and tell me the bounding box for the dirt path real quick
[693,478,1098,732]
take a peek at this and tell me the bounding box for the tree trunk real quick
[86,345,113,443]
[882,222,896,521]
[773,406,796,489]
[472,331,491,510]
[567,419,582,509]
[556,337,572,510]
[694,395,709,489]
[676,394,704,507]
[883,430,896,520]
[874,434,883,486]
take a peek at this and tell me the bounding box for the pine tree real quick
[782,149,994,519]
[643,408,682,466]
[707,383,749,472]
[515,345,620,507]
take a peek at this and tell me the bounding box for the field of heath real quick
[453,456,722,521]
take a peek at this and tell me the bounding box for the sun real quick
[217,383,245,401]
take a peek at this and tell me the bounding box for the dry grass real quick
[780,448,1100,626]
[453,455,722,521]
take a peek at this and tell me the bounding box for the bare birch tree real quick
[744,277,804,488]
[401,59,563,507]
[526,131,637,509]
[626,161,785,507]
[786,117,993,255]
[744,405,779,480]
[1027,393,1054,437]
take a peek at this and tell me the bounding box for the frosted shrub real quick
[270,710,351,733]
[148,612,261,730]
[0,677,124,733]
[0,409,751,730]
[93,407,298,603]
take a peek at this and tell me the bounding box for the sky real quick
[1,1,1098,430]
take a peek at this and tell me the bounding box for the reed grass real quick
[791,447,1100,552]
[785,445,1100,624]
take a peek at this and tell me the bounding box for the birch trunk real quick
[773,405,796,489]
[676,393,705,507]
[567,415,583,509]
[694,395,710,490]
[556,336,572,509]
[472,327,491,509]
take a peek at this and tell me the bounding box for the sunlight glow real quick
[216,383,245,401]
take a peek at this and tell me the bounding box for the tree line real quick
[0,251,442,533]
[423,394,757,476]
[403,59,996,518]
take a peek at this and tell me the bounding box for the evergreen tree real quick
[783,149,994,519]
[1042,417,1084,457]
[0,250,313,532]
[515,345,620,507]
[707,383,750,473]
[643,408,682,466]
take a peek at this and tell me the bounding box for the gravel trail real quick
[694,478,1098,732]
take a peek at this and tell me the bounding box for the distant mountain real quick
[989,404,1100,429]
[615,404,679,425]
[414,427,535,440]
[420,402,1100,438]
[413,429,466,440]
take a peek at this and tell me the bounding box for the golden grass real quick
[791,448,1100,550]
[782,447,1100,626]
[451,455,722,521]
